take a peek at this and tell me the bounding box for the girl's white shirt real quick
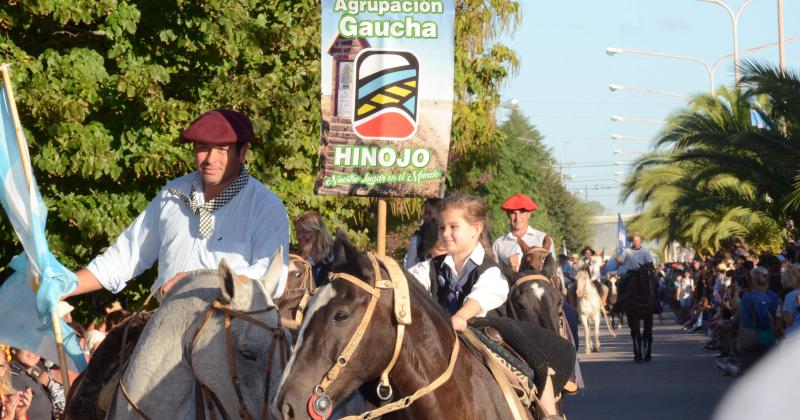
[408,243,509,317]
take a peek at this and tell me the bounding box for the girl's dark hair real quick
[436,194,494,259]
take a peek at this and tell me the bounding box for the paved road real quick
[564,313,734,420]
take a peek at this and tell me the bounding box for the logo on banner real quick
[353,50,419,140]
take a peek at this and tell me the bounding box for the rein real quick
[306,253,460,420]
[118,290,289,420]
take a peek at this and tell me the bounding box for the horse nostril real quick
[282,402,294,418]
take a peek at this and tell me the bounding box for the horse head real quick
[108,248,287,419]
[274,229,458,419]
[273,230,395,418]
[286,254,313,291]
[508,247,563,333]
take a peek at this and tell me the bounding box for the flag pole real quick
[0,64,71,394]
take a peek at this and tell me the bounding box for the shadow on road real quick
[564,313,734,420]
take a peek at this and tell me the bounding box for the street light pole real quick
[698,0,752,83]
[611,134,650,141]
[606,37,800,95]
[609,84,691,102]
[610,115,665,125]
[606,47,714,94]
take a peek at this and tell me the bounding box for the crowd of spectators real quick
[0,303,129,419]
[655,239,800,377]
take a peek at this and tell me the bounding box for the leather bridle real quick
[118,294,290,420]
[305,253,460,420]
[288,254,314,292]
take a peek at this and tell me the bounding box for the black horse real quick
[618,263,658,363]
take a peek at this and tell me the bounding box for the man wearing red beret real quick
[492,193,555,272]
[66,109,290,299]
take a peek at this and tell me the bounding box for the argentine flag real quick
[603,213,628,276]
[0,68,85,372]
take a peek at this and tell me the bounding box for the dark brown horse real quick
[273,232,533,419]
[620,263,658,363]
[495,241,563,334]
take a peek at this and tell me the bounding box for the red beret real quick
[179,109,254,144]
[501,194,538,211]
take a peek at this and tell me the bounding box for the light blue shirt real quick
[622,247,653,271]
[783,289,800,336]
[87,172,289,297]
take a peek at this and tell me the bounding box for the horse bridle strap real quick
[339,337,460,420]
[289,253,315,292]
[118,294,286,420]
[310,254,459,420]
[512,274,551,295]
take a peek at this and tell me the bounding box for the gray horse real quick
[105,249,288,419]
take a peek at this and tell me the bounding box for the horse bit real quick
[306,253,460,420]
[118,290,290,420]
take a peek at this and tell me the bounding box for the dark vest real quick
[428,254,499,313]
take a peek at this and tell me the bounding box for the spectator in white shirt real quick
[492,193,554,273]
[66,109,290,300]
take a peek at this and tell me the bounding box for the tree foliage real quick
[623,62,800,254]
[0,1,527,321]
[463,108,594,252]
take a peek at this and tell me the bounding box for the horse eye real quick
[333,311,349,323]
[294,272,302,278]
[240,350,257,361]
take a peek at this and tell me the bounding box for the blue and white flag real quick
[616,213,627,256]
[0,72,85,372]
[603,213,628,276]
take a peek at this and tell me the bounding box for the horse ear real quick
[259,245,284,298]
[332,228,375,282]
[516,237,530,253]
[218,258,238,303]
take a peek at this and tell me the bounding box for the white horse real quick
[103,250,289,419]
[576,269,618,354]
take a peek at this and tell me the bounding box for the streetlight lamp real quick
[610,115,665,125]
[613,149,642,155]
[606,36,800,95]
[609,83,691,102]
[611,134,650,141]
[500,98,519,109]
[698,0,752,83]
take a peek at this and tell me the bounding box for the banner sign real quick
[315,0,455,197]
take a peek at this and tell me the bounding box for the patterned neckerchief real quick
[168,164,249,238]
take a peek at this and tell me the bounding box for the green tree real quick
[0,1,525,321]
[623,62,800,253]
[463,107,594,251]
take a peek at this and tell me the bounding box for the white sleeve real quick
[466,266,509,316]
[492,238,502,264]
[237,197,291,299]
[404,235,419,269]
[87,194,163,293]
[407,260,432,292]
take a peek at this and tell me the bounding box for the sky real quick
[499,0,800,216]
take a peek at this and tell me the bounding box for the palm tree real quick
[622,62,799,252]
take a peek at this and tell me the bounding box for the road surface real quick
[565,313,734,420]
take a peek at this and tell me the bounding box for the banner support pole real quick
[1,64,71,394]
[377,199,387,257]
